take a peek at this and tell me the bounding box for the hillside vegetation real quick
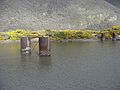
[0,25,120,41]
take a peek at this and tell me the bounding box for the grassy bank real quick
[0,25,120,41]
[0,29,98,41]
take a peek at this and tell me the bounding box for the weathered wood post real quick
[20,36,31,54]
[39,36,51,56]
[100,33,105,41]
[112,32,116,41]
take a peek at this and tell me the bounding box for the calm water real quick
[0,41,120,90]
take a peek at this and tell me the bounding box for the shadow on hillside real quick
[105,0,120,9]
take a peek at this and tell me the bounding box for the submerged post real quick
[39,36,51,56]
[20,36,31,54]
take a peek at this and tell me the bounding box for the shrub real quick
[0,35,4,40]
[75,31,83,38]
[80,31,93,39]
[112,25,120,30]
[6,29,31,40]
[104,32,112,39]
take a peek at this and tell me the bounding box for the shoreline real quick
[51,38,98,42]
[0,38,98,44]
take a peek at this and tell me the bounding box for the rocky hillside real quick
[0,0,120,31]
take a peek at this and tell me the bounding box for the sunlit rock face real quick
[0,0,120,31]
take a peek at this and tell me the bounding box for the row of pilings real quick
[20,36,50,56]
[98,32,117,41]
[20,32,117,56]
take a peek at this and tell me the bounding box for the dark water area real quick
[0,41,120,90]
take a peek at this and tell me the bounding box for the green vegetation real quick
[46,30,97,40]
[0,35,4,40]
[100,25,120,39]
[0,29,98,41]
[6,29,42,40]
[0,25,120,41]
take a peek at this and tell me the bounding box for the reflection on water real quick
[0,41,120,90]
[39,57,51,66]
[20,53,32,61]
[38,57,52,71]
[20,53,51,66]
[20,54,32,69]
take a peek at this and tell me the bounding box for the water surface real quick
[0,41,120,90]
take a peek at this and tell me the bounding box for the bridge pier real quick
[112,32,116,41]
[39,36,51,56]
[20,36,31,54]
[100,33,105,41]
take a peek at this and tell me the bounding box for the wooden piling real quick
[39,36,51,56]
[20,36,31,54]
[112,32,116,41]
[100,33,105,41]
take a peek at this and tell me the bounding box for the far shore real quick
[1,26,120,43]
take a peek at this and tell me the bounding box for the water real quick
[0,41,120,90]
